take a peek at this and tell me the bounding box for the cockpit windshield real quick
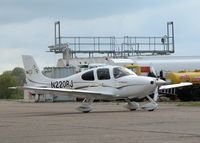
[113,67,136,78]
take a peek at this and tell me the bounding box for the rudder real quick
[22,55,50,86]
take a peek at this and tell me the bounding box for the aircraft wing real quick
[159,82,192,90]
[9,86,116,100]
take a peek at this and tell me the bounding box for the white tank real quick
[130,56,200,77]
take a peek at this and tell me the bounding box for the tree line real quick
[0,67,25,99]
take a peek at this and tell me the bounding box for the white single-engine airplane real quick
[10,55,192,113]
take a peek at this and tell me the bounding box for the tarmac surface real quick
[0,100,200,143]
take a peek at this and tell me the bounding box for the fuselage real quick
[29,66,162,100]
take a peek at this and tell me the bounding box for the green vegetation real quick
[158,101,200,106]
[0,67,25,99]
[176,102,200,106]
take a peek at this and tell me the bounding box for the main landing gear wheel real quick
[76,98,94,113]
[124,98,140,111]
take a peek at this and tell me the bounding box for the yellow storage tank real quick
[123,65,141,75]
[166,71,200,84]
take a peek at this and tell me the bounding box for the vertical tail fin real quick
[22,55,50,86]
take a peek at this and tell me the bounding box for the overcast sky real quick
[0,0,200,73]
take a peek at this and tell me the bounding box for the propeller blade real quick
[151,66,157,77]
[153,86,159,101]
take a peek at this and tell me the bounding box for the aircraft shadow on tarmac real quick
[19,110,146,117]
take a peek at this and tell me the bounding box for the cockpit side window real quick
[113,67,131,78]
[97,68,110,80]
[81,70,94,81]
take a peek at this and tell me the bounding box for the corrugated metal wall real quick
[43,66,75,78]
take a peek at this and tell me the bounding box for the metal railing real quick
[49,21,174,58]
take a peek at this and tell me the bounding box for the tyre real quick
[191,88,200,101]
[177,88,192,101]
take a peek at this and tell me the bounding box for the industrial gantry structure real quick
[48,21,174,59]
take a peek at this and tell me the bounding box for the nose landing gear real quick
[124,95,158,111]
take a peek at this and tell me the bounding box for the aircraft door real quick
[96,68,114,86]
[97,68,110,80]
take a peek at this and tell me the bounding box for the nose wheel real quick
[141,95,158,111]
[124,95,158,111]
